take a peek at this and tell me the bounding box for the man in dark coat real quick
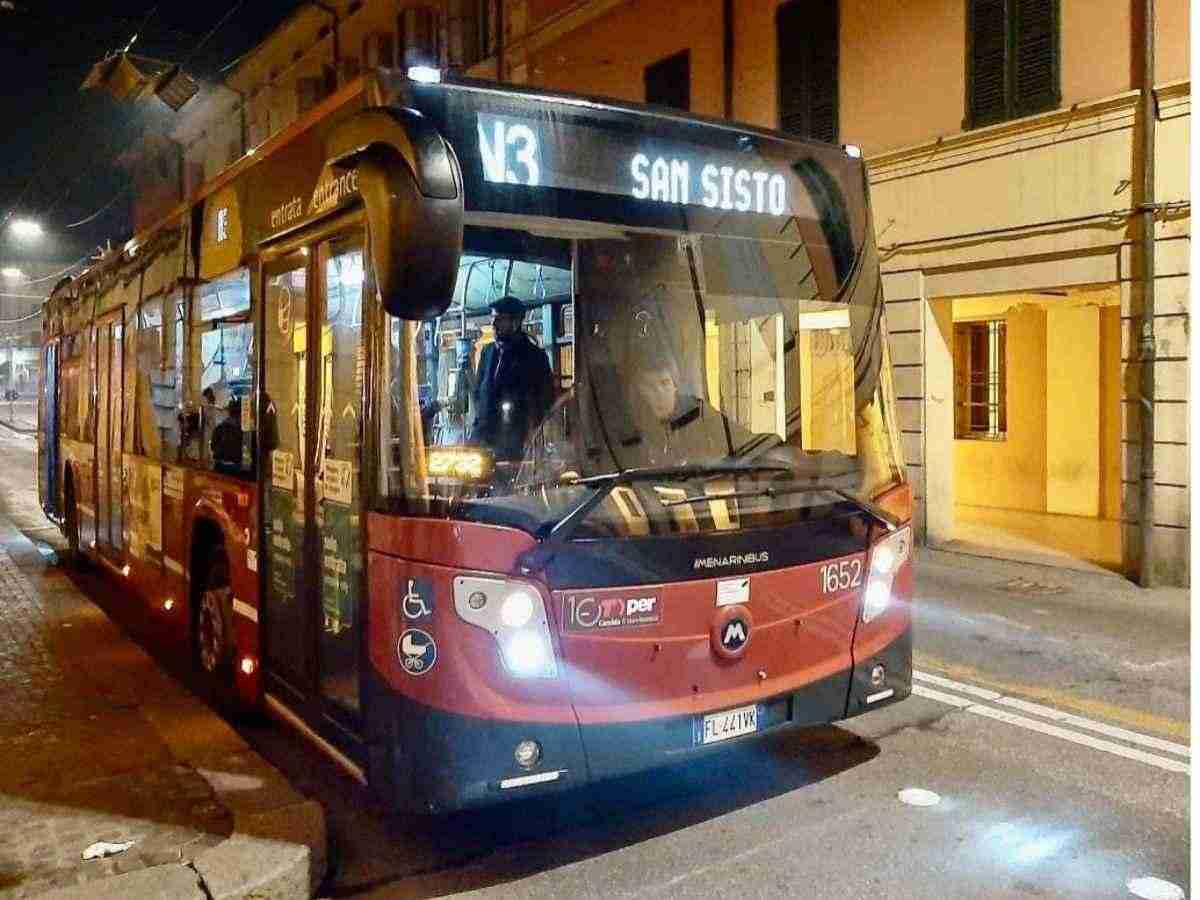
[470,296,554,462]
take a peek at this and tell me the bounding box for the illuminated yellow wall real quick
[1046,306,1100,516]
[952,290,1123,519]
[953,298,1048,513]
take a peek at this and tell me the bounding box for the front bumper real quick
[368,625,912,814]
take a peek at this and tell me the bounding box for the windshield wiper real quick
[535,462,792,542]
[658,482,898,532]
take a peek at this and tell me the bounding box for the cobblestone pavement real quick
[0,544,232,897]
[0,514,323,899]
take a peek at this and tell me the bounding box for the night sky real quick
[0,2,304,267]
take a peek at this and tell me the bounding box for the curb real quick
[0,530,327,900]
[0,417,36,435]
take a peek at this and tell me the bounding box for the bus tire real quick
[194,548,234,684]
[62,473,84,568]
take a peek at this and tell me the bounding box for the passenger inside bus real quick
[469,295,554,464]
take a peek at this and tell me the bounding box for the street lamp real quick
[9,219,42,240]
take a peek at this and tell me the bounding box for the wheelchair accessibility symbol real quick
[402,577,434,621]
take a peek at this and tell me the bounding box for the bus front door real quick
[261,234,365,743]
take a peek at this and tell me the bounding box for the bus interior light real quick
[407,66,442,84]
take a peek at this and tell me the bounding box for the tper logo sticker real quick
[398,628,437,675]
[565,594,661,631]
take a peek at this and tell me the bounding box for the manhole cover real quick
[999,577,1068,596]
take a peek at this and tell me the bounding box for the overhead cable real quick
[65,189,128,229]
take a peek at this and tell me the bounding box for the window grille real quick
[954,320,1007,440]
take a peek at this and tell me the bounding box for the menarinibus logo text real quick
[693,551,770,571]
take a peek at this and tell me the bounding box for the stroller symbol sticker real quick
[398,629,437,675]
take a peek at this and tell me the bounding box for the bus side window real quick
[133,298,164,459]
[188,270,255,477]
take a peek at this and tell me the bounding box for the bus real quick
[39,68,913,814]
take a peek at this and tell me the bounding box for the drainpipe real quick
[723,0,734,118]
[1136,0,1157,587]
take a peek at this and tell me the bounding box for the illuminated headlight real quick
[502,631,551,676]
[454,576,559,678]
[862,580,891,623]
[862,526,911,624]
[500,591,535,628]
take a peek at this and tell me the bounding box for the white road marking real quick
[911,673,1189,775]
[914,670,1002,701]
[994,696,1190,759]
[897,788,940,807]
[911,684,972,708]
[1127,875,1186,900]
[968,706,1188,774]
[915,670,1190,759]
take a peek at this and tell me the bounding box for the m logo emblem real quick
[712,607,753,659]
[721,619,748,652]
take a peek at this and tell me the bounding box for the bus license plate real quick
[696,704,758,745]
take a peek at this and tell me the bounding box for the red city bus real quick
[39,69,912,813]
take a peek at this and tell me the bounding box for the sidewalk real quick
[0,521,325,899]
[912,544,1190,740]
[0,402,36,435]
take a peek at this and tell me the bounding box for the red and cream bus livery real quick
[39,70,913,814]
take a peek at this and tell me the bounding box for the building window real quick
[644,50,690,111]
[955,320,1007,440]
[447,0,497,70]
[777,0,839,143]
[967,0,1060,128]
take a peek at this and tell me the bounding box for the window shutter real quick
[777,1,838,143]
[644,50,691,111]
[968,0,1008,127]
[1012,0,1059,116]
[808,1,839,143]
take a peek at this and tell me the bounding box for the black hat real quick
[489,296,525,316]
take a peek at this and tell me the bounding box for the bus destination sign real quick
[476,113,792,216]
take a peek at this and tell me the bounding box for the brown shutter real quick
[1012,0,1059,116]
[968,0,1008,127]
[644,50,691,111]
[777,1,838,143]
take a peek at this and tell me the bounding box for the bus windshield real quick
[381,220,904,538]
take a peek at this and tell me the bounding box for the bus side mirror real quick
[327,107,463,321]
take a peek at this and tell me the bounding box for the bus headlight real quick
[453,576,559,679]
[862,526,911,624]
[500,591,535,629]
[502,631,550,676]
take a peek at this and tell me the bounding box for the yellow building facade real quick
[155,0,1190,583]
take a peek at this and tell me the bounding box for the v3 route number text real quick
[820,559,863,594]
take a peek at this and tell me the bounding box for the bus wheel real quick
[63,477,83,567]
[195,550,233,680]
